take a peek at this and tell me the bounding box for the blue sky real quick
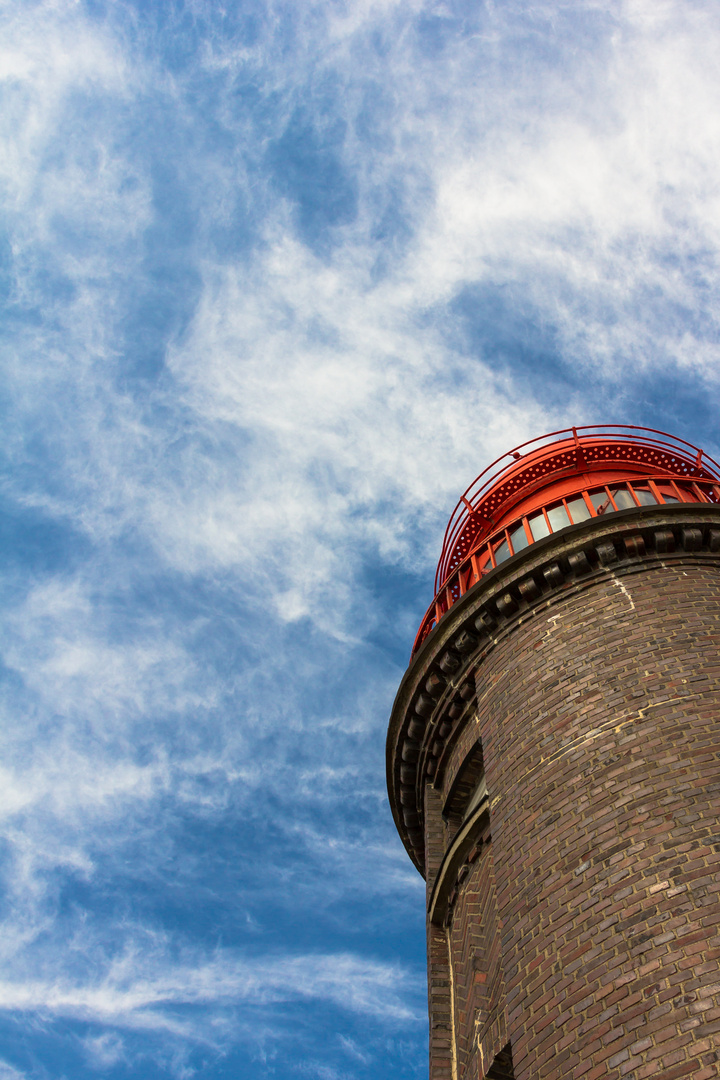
[1,0,719,1077]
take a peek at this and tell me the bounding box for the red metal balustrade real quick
[412,426,720,658]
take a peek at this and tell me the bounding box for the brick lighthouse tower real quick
[386,425,720,1080]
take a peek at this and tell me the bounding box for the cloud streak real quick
[1,0,720,1077]
[0,950,420,1025]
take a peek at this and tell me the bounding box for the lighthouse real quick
[387,425,720,1080]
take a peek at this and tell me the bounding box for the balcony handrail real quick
[435,425,720,592]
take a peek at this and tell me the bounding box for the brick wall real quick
[394,513,720,1080]
[426,783,455,1080]
[459,561,720,1079]
[449,841,509,1079]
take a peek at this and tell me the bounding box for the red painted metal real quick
[411,426,720,659]
[435,425,719,590]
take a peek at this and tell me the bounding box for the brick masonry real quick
[389,506,720,1080]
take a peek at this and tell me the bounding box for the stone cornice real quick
[387,504,720,875]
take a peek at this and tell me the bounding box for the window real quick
[566,496,591,523]
[509,522,530,553]
[632,486,656,506]
[528,511,550,540]
[588,488,614,514]
[547,503,571,531]
[610,486,636,509]
[494,537,511,564]
[472,474,695,583]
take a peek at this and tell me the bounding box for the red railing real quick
[411,471,720,658]
[435,425,720,593]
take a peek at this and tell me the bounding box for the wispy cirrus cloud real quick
[0,936,424,1080]
[0,949,421,1026]
[1,0,720,1078]
[0,1062,27,1080]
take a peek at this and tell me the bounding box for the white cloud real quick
[0,948,422,1033]
[1,575,211,723]
[0,1062,27,1080]
[6,0,720,636]
[161,237,555,606]
[81,1031,127,1069]
[1,1,720,1075]
[0,1,132,195]
[395,2,720,382]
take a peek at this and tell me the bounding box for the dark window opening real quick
[486,1041,515,1079]
[465,771,488,818]
[442,739,487,829]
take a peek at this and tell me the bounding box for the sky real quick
[1,0,720,1077]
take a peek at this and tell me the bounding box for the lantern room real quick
[412,425,720,656]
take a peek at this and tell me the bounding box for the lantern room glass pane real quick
[633,487,656,506]
[566,496,591,523]
[546,504,571,532]
[510,523,530,552]
[474,546,494,574]
[589,489,615,514]
[494,538,511,564]
[611,487,636,509]
[529,512,550,540]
